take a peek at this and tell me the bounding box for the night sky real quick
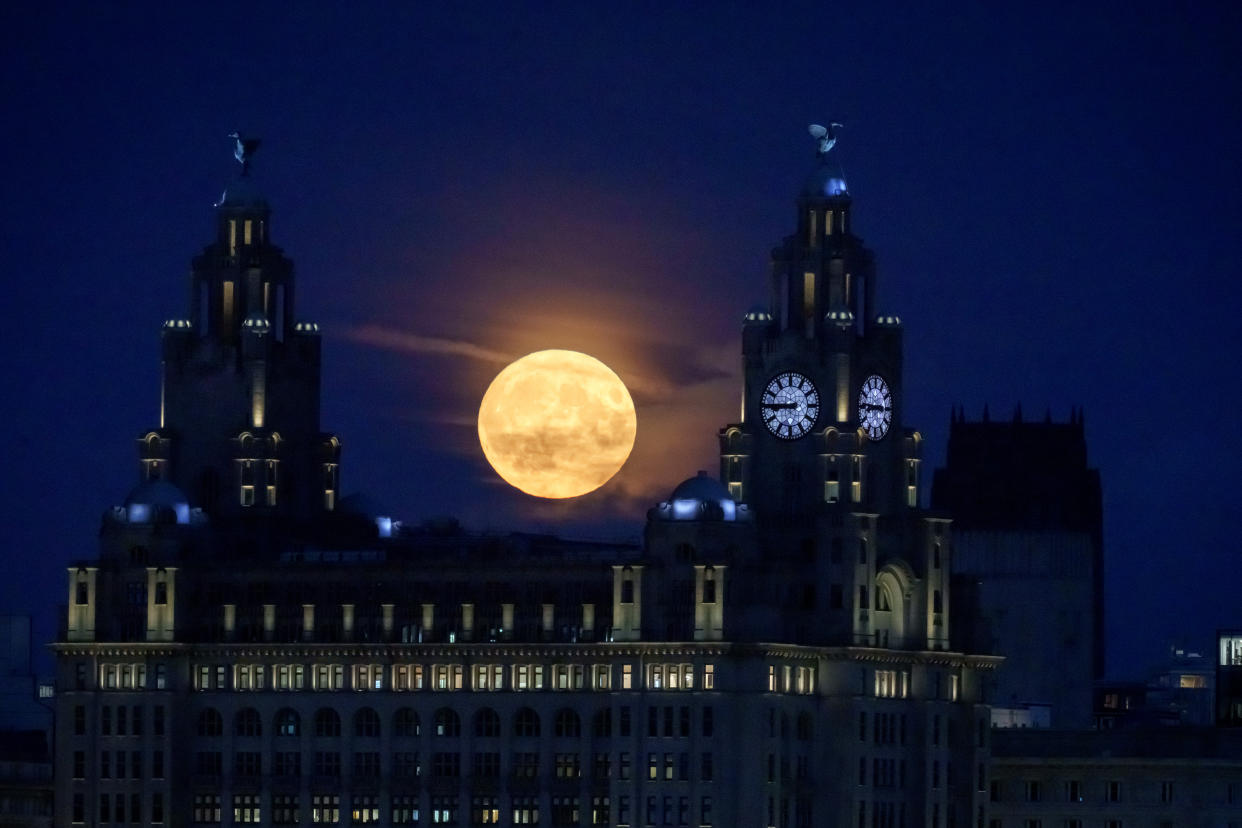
[3,2,1240,679]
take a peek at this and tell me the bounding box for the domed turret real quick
[650,471,748,521]
[123,479,191,525]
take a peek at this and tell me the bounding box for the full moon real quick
[478,350,637,499]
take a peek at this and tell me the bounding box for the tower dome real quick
[123,479,191,525]
[657,471,741,521]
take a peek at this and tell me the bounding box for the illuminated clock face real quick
[761,372,819,440]
[858,375,893,441]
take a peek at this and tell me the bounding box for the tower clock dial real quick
[761,372,819,440]
[858,375,893,441]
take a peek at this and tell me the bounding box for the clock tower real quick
[716,127,946,649]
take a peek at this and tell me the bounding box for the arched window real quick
[196,708,222,738]
[703,566,717,604]
[434,708,460,737]
[235,708,261,738]
[592,708,612,738]
[393,708,419,738]
[474,708,501,738]
[275,708,300,737]
[314,708,341,738]
[514,707,540,738]
[554,708,581,738]
[354,707,381,738]
[797,713,813,741]
[876,585,892,612]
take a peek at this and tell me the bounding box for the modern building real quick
[52,136,1000,827]
[1,616,50,734]
[1216,631,1242,728]
[988,727,1242,828]
[931,410,1103,729]
[0,729,53,828]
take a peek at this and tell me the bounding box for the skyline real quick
[2,2,1241,678]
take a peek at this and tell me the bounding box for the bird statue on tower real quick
[228,132,261,176]
[809,122,844,156]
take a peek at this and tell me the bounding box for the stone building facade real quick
[52,138,998,827]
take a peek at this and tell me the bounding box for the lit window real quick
[704,664,715,690]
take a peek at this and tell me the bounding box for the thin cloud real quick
[342,324,514,365]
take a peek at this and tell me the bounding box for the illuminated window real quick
[265,460,278,506]
[311,795,339,825]
[243,219,252,245]
[803,271,816,331]
[322,463,338,510]
[768,665,777,692]
[222,281,234,330]
[851,457,862,502]
[592,664,611,690]
[704,664,715,689]
[353,664,384,691]
[394,664,423,691]
[194,794,221,824]
[228,221,237,256]
[274,664,305,690]
[1221,636,1242,666]
[622,664,633,689]
[313,663,344,691]
[432,664,463,691]
[234,664,265,691]
[233,794,260,824]
[1178,674,1206,689]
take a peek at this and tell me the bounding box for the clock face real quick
[858,375,893,441]
[761,372,819,440]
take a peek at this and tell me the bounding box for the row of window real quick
[74,704,165,737]
[192,661,718,693]
[74,792,162,825]
[996,778,1190,805]
[166,793,716,827]
[186,703,718,741]
[77,749,162,779]
[97,662,168,689]
[767,664,815,694]
[182,748,724,783]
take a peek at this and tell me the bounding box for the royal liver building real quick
[53,134,998,827]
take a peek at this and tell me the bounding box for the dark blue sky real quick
[3,2,1240,677]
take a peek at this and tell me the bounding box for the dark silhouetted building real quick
[931,409,1103,729]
